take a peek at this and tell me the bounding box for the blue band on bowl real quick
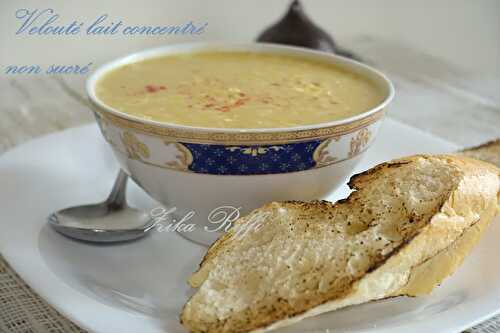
[184,141,321,175]
[94,110,378,176]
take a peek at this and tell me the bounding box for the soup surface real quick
[96,51,384,129]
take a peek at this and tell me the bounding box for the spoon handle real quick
[106,169,128,210]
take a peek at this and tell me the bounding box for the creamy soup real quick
[96,51,384,129]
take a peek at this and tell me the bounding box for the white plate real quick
[1,118,499,333]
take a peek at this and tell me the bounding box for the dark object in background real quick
[256,0,360,61]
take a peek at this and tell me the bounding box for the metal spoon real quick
[48,170,156,243]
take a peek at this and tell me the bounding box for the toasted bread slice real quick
[181,155,500,333]
[460,138,500,168]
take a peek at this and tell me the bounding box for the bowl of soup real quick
[87,43,394,245]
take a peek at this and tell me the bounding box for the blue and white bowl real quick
[87,43,394,244]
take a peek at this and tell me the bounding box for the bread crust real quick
[250,156,499,333]
[181,155,500,333]
[459,138,500,168]
[460,138,500,152]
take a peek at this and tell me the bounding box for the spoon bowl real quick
[48,207,155,243]
[48,170,157,243]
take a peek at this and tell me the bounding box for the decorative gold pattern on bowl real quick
[349,128,371,158]
[313,137,340,167]
[94,102,383,175]
[92,102,384,145]
[164,142,193,170]
[121,131,150,160]
[226,146,284,156]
